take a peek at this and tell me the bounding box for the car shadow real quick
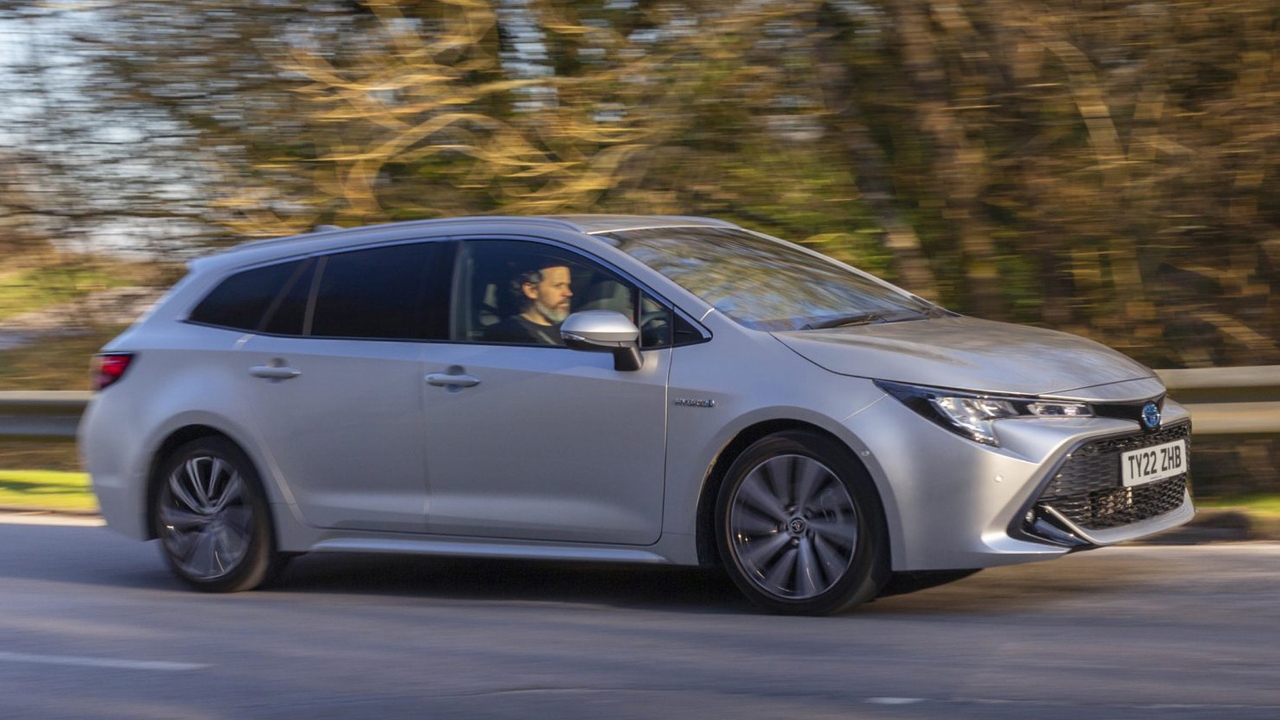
[0,525,1172,617]
[266,549,1158,617]
[266,552,758,615]
[862,554,1172,616]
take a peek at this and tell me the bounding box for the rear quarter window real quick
[187,260,310,332]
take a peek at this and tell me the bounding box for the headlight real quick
[875,380,1091,446]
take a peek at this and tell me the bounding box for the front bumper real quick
[845,396,1195,572]
[1017,421,1192,548]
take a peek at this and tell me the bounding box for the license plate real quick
[1120,439,1187,487]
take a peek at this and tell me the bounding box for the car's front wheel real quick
[152,437,282,592]
[715,430,888,615]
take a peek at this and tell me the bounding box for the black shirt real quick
[483,315,564,346]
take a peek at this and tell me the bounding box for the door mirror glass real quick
[561,310,643,371]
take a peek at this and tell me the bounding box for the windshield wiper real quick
[801,312,887,330]
[801,307,942,330]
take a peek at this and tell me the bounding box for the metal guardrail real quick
[1,367,1279,442]
[0,391,92,442]
[1153,367,1280,435]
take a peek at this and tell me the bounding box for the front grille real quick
[1036,423,1190,531]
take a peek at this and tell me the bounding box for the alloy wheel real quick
[158,455,254,581]
[727,454,859,600]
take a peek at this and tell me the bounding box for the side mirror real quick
[561,310,643,371]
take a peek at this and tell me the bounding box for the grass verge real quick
[1197,495,1280,516]
[0,470,97,512]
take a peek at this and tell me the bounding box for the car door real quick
[238,240,452,533]
[420,238,670,546]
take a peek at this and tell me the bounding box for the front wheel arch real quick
[695,421,890,569]
[713,429,890,614]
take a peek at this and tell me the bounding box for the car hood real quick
[772,316,1158,398]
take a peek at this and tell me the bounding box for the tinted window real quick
[260,259,315,336]
[309,242,447,340]
[189,260,307,331]
[606,227,935,331]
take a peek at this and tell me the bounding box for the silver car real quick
[78,215,1194,615]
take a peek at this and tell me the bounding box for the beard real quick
[535,300,570,324]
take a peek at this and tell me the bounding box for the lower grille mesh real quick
[1037,423,1190,531]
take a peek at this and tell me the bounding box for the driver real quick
[484,260,573,345]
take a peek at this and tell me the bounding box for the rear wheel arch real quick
[145,425,260,539]
[149,433,286,592]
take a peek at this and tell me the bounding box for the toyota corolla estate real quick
[78,215,1194,614]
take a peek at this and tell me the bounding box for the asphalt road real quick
[1,520,1278,720]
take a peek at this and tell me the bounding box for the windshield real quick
[603,226,936,331]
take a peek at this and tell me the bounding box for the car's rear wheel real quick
[715,430,888,615]
[152,437,281,592]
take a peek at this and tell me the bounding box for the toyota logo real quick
[1142,402,1161,430]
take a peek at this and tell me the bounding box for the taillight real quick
[92,353,134,391]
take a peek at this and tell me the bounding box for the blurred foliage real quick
[2,0,1279,371]
[0,442,82,474]
[0,0,1278,494]
[0,324,130,390]
[1191,435,1280,500]
[0,256,139,321]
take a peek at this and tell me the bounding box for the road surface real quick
[1,519,1277,719]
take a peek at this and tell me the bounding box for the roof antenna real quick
[312,224,343,233]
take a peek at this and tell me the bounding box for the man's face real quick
[524,265,573,323]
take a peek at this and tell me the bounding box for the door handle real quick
[426,372,481,389]
[249,362,301,380]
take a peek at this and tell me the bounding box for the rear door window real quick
[308,241,451,340]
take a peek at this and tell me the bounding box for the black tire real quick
[715,430,889,615]
[152,437,283,592]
